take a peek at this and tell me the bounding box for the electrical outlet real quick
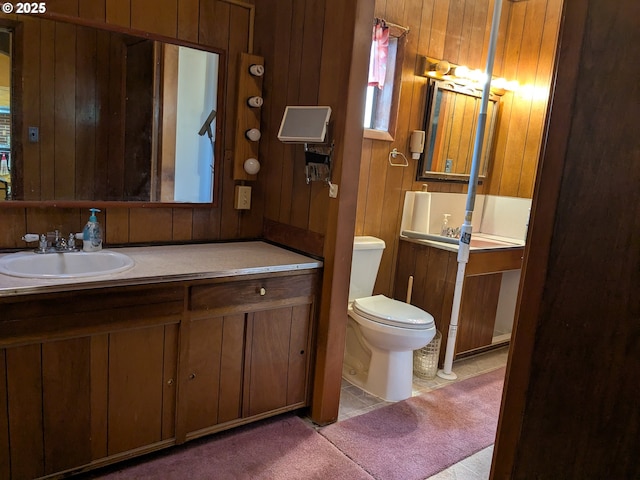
[234,185,251,209]
[445,159,453,173]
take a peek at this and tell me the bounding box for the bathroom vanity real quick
[394,236,524,364]
[0,242,322,480]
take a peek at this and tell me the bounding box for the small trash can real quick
[413,330,442,379]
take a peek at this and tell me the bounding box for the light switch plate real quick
[28,126,39,143]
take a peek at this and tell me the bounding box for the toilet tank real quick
[348,236,386,302]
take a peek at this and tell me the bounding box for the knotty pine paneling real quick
[0,0,261,247]
[355,0,562,297]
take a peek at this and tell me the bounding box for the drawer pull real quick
[167,378,174,386]
[259,287,266,296]
[189,373,196,380]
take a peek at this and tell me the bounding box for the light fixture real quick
[243,158,261,175]
[453,65,470,79]
[245,128,261,141]
[247,96,263,108]
[417,56,518,93]
[248,64,264,76]
[432,60,451,76]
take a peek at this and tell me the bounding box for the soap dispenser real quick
[441,213,451,237]
[83,208,103,252]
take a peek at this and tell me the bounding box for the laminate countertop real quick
[0,242,323,297]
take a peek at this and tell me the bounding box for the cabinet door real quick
[184,314,244,435]
[108,324,178,455]
[457,274,502,353]
[2,323,179,478]
[244,304,312,417]
[3,337,104,479]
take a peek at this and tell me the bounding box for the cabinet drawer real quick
[466,248,524,276]
[189,273,318,314]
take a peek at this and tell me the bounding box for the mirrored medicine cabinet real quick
[0,14,224,205]
[417,79,500,182]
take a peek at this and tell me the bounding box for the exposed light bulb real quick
[249,64,264,76]
[245,128,261,141]
[435,60,451,75]
[470,69,488,84]
[247,96,263,108]
[244,158,261,175]
[505,80,520,91]
[491,77,507,89]
[454,65,470,78]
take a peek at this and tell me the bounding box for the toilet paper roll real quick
[411,191,431,233]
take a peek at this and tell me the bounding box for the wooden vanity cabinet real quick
[0,286,183,479]
[394,239,523,364]
[181,271,319,441]
[0,269,320,479]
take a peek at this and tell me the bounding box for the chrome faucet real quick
[22,230,80,253]
[442,226,461,239]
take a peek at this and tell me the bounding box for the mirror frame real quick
[417,79,500,183]
[0,12,226,208]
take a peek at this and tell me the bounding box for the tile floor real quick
[337,345,509,480]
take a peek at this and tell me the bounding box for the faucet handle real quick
[22,233,40,243]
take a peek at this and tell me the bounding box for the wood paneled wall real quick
[0,0,260,248]
[254,0,375,423]
[355,0,562,298]
[252,0,329,254]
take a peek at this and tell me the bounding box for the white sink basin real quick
[0,250,135,279]
[401,230,524,249]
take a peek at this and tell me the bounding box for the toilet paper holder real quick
[277,105,334,185]
[304,140,334,184]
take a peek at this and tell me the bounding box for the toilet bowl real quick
[343,237,436,402]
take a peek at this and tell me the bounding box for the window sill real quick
[363,129,394,142]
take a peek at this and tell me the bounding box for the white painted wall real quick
[174,47,219,203]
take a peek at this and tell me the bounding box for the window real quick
[363,21,406,141]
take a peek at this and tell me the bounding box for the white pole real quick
[437,0,504,380]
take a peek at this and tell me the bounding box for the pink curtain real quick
[368,20,389,89]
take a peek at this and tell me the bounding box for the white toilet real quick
[343,236,436,402]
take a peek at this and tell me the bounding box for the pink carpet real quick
[89,368,503,480]
[92,415,373,480]
[320,367,506,480]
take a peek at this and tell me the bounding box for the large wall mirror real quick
[0,14,223,204]
[417,79,500,182]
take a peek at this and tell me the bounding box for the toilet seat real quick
[352,295,434,330]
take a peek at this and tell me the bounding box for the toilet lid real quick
[352,295,434,330]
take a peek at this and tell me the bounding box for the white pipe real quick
[437,0,503,380]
